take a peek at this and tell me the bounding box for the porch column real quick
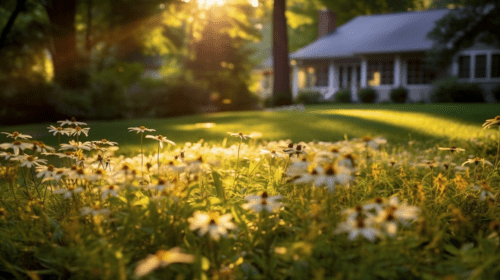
[394,55,401,87]
[342,66,348,90]
[361,58,367,88]
[292,65,299,99]
[328,61,337,97]
[351,65,358,102]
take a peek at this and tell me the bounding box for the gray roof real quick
[290,8,450,60]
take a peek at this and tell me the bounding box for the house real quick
[257,8,500,103]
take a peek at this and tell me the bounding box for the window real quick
[475,54,487,78]
[458,55,470,78]
[368,60,393,86]
[305,67,316,87]
[315,65,328,87]
[407,59,435,84]
[492,54,500,78]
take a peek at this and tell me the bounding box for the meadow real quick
[1,104,500,279]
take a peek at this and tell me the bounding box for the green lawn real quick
[1,104,497,154]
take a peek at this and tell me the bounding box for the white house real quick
[258,8,500,103]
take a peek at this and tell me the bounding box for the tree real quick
[426,0,499,69]
[272,0,292,106]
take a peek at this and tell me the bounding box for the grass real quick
[1,103,500,279]
[1,104,496,155]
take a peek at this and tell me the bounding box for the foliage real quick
[426,1,500,70]
[334,89,351,103]
[390,87,409,103]
[358,88,377,103]
[296,91,322,104]
[430,77,484,103]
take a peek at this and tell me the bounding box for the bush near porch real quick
[430,77,485,103]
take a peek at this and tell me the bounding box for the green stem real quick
[141,133,144,179]
[495,128,500,169]
[157,142,160,178]
[232,138,242,190]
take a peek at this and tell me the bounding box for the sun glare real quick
[199,0,224,7]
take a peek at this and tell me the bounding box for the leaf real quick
[212,170,226,203]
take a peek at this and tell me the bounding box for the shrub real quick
[335,89,351,103]
[430,77,484,103]
[492,84,500,102]
[358,88,377,103]
[0,77,61,125]
[390,87,408,103]
[296,91,322,105]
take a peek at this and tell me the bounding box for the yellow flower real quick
[434,173,448,195]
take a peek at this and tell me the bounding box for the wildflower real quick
[47,125,69,136]
[81,203,110,216]
[335,215,381,242]
[434,173,448,195]
[57,117,87,127]
[150,178,174,192]
[59,140,92,151]
[472,181,495,202]
[1,131,32,140]
[128,126,156,133]
[338,154,356,168]
[482,116,500,129]
[188,211,236,241]
[0,141,32,155]
[145,135,176,149]
[134,247,195,278]
[283,143,307,158]
[362,136,387,150]
[242,191,283,213]
[375,206,399,237]
[36,165,56,181]
[228,132,252,140]
[101,184,120,199]
[66,126,90,137]
[260,149,285,159]
[438,146,465,154]
[53,185,83,199]
[0,151,16,160]
[13,155,47,168]
[461,157,493,167]
[420,159,438,170]
[453,174,468,191]
[32,141,55,153]
[92,139,118,146]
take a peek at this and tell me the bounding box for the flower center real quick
[324,164,335,175]
[57,127,63,131]
[47,165,55,171]
[13,141,22,146]
[139,126,146,130]
[27,156,34,162]
[12,132,19,137]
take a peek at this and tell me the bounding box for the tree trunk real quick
[0,0,27,50]
[45,0,80,87]
[272,0,292,106]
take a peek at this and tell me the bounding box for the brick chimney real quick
[318,9,336,39]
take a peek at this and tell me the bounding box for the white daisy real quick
[188,211,236,241]
[242,191,282,213]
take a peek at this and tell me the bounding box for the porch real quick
[292,53,435,103]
